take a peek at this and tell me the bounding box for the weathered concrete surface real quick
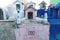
[0,20,16,40]
[15,20,50,40]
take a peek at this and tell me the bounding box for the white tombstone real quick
[13,0,24,18]
[7,0,25,24]
[7,0,24,19]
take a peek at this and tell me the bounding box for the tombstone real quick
[48,3,60,40]
[24,6,37,19]
[37,1,46,18]
[16,21,50,40]
[0,21,16,40]
[47,4,55,23]
[8,0,24,21]
[39,1,46,9]
[47,3,60,24]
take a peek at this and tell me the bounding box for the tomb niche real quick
[0,8,4,20]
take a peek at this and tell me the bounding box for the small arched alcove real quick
[0,8,4,20]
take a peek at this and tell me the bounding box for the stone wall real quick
[0,20,16,40]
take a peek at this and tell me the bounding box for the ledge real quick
[48,19,60,24]
[0,20,15,22]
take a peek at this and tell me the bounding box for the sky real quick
[0,0,15,7]
[0,0,50,9]
[50,0,60,5]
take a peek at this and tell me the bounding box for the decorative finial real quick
[39,1,46,9]
[39,1,46,5]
